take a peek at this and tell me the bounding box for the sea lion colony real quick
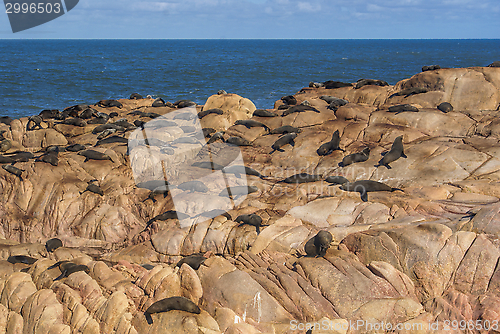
[1,64,500,332]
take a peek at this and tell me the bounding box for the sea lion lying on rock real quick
[304,231,333,257]
[144,297,200,324]
[340,180,403,202]
[340,147,370,167]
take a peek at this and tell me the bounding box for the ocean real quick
[1,39,499,119]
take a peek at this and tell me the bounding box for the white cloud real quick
[297,1,321,12]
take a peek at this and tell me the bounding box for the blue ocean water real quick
[1,39,499,119]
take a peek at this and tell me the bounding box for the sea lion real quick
[389,87,428,98]
[170,137,200,146]
[113,119,135,130]
[145,210,190,228]
[191,161,224,170]
[206,132,224,144]
[96,128,116,140]
[97,100,122,108]
[62,118,87,127]
[66,144,86,152]
[175,100,196,108]
[234,120,269,131]
[325,175,349,185]
[280,173,322,184]
[145,119,177,129]
[7,255,38,264]
[340,147,370,167]
[27,115,43,130]
[1,151,34,163]
[0,139,11,152]
[223,165,262,178]
[304,230,333,257]
[54,262,90,280]
[271,133,297,153]
[79,108,95,119]
[176,255,207,270]
[160,147,175,155]
[45,238,63,253]
[282,105,320,116]
[268,126,301,135]
[317,130,343,155]
[202,128,216,138]
[437,102,453,113]
[355,79,389,89]
[144,297,200,324]
[422,65,441,71]
[323,81,353,89]
[178,181,208,193]
[87,116,108,124]
[144,185,169,203]
[226,137,252,146]
[219,185,258,198]
[309,82,324,88]
[0,155,14,163]
[387,104,419,113]
[78,150,114,162]
[320,95,348,107]
[64,104,87,115]
[0,116,14,125]
[375,136,407,169]
[174,112,197,121]
[198,108,224,119]
[152,98,166,107]
[2,164,24,181]
[281,95,297,105]
[134,120,146,129]
[181,126,196,133]
[130,93,143,99]
[37,151,59,166]
[39,109,60,120]
[235,214,265,233]
[80,181,104,196]
[217,90,227,95]
[95,135,128,147]
[253,109,278,117]
[340,180,402,202]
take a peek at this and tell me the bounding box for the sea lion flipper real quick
[54,272,65,281]
[360,192,368,202]
[401,152,407,158]
[145,312,153,325]
[385,164,392,169]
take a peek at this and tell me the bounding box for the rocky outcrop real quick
[1,66,500,333]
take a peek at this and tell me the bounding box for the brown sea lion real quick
[317,130,343,155]
[304,230,333,257]
[271,133,297,153]
[340,180,402,202]
[144,297,200,324]
[375,136,407,169]
[340,147,370,167]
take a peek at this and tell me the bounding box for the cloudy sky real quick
[1,0,499,39]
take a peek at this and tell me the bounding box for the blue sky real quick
[1,0,499,39]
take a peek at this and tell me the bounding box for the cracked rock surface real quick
[1,67,500,333]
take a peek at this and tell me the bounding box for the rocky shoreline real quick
[1,65,500,333]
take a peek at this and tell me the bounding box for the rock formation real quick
[1,67,500,333]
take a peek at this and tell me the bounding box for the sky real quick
[1,0,499,39]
